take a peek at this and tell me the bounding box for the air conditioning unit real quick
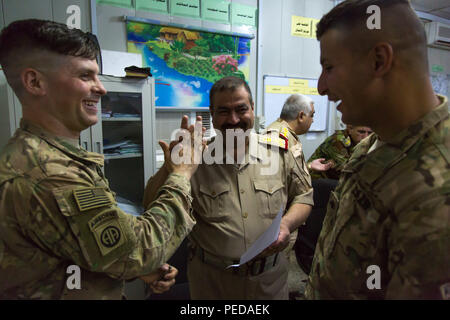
[425,21,450,50]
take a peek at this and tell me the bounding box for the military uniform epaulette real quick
[258,132,288,150]
[338,132,352,148]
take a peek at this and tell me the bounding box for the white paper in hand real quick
[227,207,283,269]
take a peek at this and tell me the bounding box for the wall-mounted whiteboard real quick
[263,75,329,132]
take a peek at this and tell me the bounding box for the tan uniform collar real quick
[20,119,104,166]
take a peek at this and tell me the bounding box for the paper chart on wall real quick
[263,75,329,131]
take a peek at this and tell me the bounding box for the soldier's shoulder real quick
[333,130,352,148]
[257,131,289,151]
[0,131,39,180]
[0,131,69,184]
[427,114,450,165]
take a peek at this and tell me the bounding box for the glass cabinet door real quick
[101,91,144,203]
[92,77,155,206]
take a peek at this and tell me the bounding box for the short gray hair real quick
[279,94,313,121]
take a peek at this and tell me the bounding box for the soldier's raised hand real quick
[159,115,206,180]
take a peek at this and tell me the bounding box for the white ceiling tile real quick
[430,9,450,19]
[410,0,450,11]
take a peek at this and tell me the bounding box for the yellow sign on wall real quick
[291,15,320,39]
[289,78,308,87]
[265,79,319,95]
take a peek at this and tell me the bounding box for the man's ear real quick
[21,68,47,96]
[372,42,394,77]
[297,111,305,122]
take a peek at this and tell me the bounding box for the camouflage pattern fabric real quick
[307,130,356,180]
[0,120,195,299]
[305,95,450,299]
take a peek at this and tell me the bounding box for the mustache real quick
[220,123,248,130]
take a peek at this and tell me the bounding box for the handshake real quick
[140,263,178,294]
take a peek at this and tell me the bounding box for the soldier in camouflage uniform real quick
[0,19,202,299]
[305,0,450,299]
[307,125,372,180]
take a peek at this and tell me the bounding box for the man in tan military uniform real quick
[265,94,331,252]
[145,77,314,299]
[306,0,449,299]
[0,20,202,299]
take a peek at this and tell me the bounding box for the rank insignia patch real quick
[279,127,289,140]
[73,188,112,212]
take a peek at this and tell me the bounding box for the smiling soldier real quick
[0,19,203,299]
[306,0,449,299]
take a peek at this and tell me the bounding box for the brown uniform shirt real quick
[189,131,313,260]
[265,119,313,249]
[266,118,312,180]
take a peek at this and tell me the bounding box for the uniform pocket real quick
[254,180,285,218]
[196,183,231,222]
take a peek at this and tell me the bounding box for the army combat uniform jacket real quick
[306,95,450,299]
[0,120,195,299]
[308,129,356,180]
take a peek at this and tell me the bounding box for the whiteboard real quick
[263,75,329,131]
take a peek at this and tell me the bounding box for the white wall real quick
[257,0,450,159]
[257,0,337,160]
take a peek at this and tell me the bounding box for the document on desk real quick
[227,207,283,269]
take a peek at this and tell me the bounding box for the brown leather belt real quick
[190,244,279,277]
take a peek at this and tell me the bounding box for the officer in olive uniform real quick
[307,126,372,180]
[306,0,450,299]
[145,77,314,299]
[0,19,202,299]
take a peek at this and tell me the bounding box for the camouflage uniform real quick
[265,118,313,251]
[307,129,357,180]
[0,120,195,299]
[305,95,450,299]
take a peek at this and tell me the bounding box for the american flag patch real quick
[73,188,112,212]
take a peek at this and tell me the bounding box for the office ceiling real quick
[410,0,450,20]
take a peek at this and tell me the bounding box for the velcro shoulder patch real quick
[89,209,126,256]
[73,187,113,211]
